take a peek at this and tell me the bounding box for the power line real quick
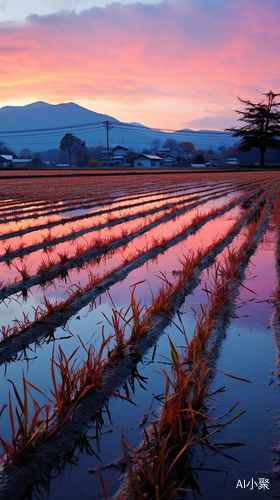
[0,117,235,154]
[0,121,105,135]
[0,126,105,140]
[0,119,232,138]
[113,122,232,136]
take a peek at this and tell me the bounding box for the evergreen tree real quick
[193,153,205,164]
[226,91,280,167]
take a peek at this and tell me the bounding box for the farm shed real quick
[133,154,162,168]
[226,158,239,165]
[12,159,33,167]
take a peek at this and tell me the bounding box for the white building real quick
[0,155,33,167]
[133,154,162,168]
[226,158,239,165]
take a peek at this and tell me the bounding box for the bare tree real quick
[162,139,179,155]
[151,139,161,153]
[20,148,33,159]
[178,141,195,158]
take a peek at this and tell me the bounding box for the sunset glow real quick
[1,0,280,129]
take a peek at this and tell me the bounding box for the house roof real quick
[0,155,13,161]
[163,153,176,158]
[112,145,129,151]
[12,159,32,163]
[134,154,163,160]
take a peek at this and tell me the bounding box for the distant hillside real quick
[0,101,235,154]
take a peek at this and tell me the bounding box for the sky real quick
[0,0,279,130]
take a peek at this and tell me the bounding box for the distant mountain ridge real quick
[0,101,235,154]
[1,101,50,112]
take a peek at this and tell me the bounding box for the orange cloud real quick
[0,0,280,128]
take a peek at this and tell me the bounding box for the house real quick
[133,154,162,168]
[0,155,13,167]
[101,145,129,167]
[161,153,177,165]
[101,148,112,166]
[0,155,33,168]
[158,148,170,156]
[112,145,129,157]
[209,158,221,167]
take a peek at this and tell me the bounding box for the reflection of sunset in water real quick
[0,171,280,500]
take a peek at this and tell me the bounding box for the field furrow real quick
[0,183,276,363]
[0,179,270,266]
[1,171,280,500]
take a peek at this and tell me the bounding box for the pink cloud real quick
[0,0,280,126]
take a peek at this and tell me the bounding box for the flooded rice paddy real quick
[0,170,280,500]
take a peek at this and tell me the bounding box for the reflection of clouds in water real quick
[0,176,279,500]
[259,227,277,252]
[58,206,102,218]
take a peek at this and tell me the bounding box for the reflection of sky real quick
[195,287,278,497]
[0,189,243,330]
[0,198,243,382]
[167,225,279,498]
[1,214,278,498]
[0,206,237,333]
[0,181,233,257]
[1,175,279,497]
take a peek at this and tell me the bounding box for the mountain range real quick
[0,101,236,155]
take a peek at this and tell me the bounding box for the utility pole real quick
[102,121,113,168]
